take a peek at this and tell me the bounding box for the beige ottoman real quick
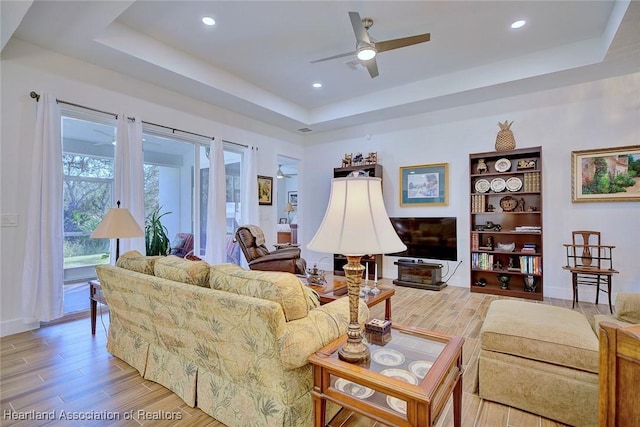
[478,300,599,426]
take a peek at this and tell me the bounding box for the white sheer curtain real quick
[204,139,227,264]
[21,93,64,323]
[241,146,259,225]
[239,146,259,268]
[114,114,145,258]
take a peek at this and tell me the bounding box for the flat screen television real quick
[388,217,457,261]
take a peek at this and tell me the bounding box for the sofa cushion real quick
[615,292,640,324]
[154,255,210,287]
[209,263,309,321]
[116,250,160,275]
[481,300,599,373]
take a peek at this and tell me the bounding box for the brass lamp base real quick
[338,255,370,363]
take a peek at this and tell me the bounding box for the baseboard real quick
[0,318,39,338]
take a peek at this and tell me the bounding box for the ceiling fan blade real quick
[310,50,356,64]
[376,33,431,53]
[364,58,379,78]
[349,11,370,44]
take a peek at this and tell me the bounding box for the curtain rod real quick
[29,91,248,149]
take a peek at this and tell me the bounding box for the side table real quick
[89,280,107,335]
[307,276,395,320]
[309,324,464,427]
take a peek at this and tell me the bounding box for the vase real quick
[497,274,511,290]
[523,275,536,292]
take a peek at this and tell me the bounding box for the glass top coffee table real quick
[308,323,463,427]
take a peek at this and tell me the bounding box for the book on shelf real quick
[515,226,542,233]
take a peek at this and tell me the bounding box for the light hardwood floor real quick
[1,283,608,427]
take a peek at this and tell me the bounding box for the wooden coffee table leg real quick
[90,297,97,335]
[453,372,462,427]
[385,298,392,321]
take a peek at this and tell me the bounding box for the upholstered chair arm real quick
[250,251,300,265]
[614,292,640,324]
[271,247,302,257]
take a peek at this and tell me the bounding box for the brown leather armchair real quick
[235,225,307,274]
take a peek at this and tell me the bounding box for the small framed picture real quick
[279,218,288,224]
[288,191,298,206]
[258,175,273,205]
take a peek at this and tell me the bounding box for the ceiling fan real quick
[311,11,431,78]
[276,165,293,179]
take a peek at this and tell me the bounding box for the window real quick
[62,115,116,277]
[60,110,244,313]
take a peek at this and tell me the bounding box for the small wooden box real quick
[365,318,391,334]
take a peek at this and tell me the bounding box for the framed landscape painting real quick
[571,145,640,202]
[258,175,273,205]
[399,163,449,206]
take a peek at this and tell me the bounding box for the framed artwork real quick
[279,218,287,224]
[399,163,449,206]
[258,175,273,205]
[288,191,298,206]
[571,145,640,202]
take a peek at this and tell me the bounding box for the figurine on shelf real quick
[493,259,502,270]
[364,152,378,164]
[487,204,496,212]
[486,236,494,250]
[352,152,363,165]
[517,197,526,212]
[341,153,352,167]
[476,159,488,174]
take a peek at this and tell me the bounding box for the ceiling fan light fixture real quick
[276,165,285,179]
[357,45,376,61]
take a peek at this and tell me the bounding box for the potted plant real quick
[145,207,171,256]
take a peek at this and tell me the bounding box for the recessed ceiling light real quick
[511,20,526,29]
[202,17,216,26]
[312,82,322,88]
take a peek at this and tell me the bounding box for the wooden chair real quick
[563,231,618,313]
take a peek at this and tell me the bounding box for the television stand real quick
[393,260,446,291]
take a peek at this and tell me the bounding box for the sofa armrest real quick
[278,297,369,370]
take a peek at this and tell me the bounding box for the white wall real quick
[2,37,638,336]
[0,40,305,336]
[302,73,640,303]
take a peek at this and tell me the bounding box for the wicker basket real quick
[495,120,516,151]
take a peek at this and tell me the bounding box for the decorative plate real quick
[334,378,375,399]
[490,178,506,192]
[408,360,434,379]
[499,196,518,212]
[381,369,419,385]
[372,349,405,366]
[475,179,490,193]
[506,177,523,192]
[494,158,511,172]
[386,396,407,414]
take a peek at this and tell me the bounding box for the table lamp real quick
[91,201,144,260]
[307,177,406,363]
[284,202,295,223]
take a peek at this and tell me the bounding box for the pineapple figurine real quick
[495,120,516,151]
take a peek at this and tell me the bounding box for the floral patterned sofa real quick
[96,251,369,427]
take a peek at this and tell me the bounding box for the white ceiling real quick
[4,1,639,135]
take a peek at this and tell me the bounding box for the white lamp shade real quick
[307,177,406,256]
[91,207,144,239]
